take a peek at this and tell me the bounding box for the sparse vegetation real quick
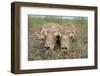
[28,15,88,60]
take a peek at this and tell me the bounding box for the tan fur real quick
[61,23,77,49]
[35,22,76,50]
[40,23,62,49]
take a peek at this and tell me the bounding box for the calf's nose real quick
[61,47,68,50]
[44,46,50,49]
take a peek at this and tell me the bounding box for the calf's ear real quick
[40,28,47,40]
[69,32,77,42]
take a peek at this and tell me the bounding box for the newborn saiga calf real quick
[61,23,77,50]
[40,23,63,49]
[35,22,77,50]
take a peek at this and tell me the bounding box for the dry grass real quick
[28,15,88,60]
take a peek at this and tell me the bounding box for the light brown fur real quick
[61,23,77,49]
[35,22,76,50]
[40,23,62,49]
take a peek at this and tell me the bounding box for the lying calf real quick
[61,23,77,50]
[35,23,77,50]
[40,23,63,49]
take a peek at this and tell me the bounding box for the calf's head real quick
[61,23,77,50]
[40,23,62,49]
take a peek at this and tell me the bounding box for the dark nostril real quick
[44,46,49,49]
[65,47,68,49]
[56,35,60,39]
[61,47,68,50]
[70,36,74,40]
[70,36,73,39]
[61,47,65,49]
